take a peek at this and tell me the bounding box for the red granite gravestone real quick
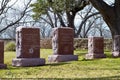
[0,41,7,69]
[112,35,120,57]
[12,27,45,67]
[85,36,106,59]
[16,27,40,58]
[48,27,78,62]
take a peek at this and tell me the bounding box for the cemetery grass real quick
[1,49,120,79]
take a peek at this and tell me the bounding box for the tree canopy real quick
[31,0,110,38]
[31,0,88,20]
[31,0,91,37]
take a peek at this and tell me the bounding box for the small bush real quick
[5,41,16,51]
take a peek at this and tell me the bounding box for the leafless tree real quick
[0,0,33,39]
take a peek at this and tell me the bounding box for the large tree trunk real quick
[89,0,120,57]
[89,0,120,36]
[66,11,76,37]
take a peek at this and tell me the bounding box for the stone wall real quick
[40,38,112,50]
[3,38,112,50]
[40,38,52,49]
[104,38,112,51]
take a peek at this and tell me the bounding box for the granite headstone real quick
[85,36,106,59]
[48,27,78,62]
[12,27,45,67]
[0,41,7,69]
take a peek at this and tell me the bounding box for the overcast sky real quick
[8,0,36,9]
[103,0,115,5]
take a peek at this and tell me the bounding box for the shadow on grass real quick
[46,62,70,66]
[78,76,120,80]
[78,52,119,61]
[45,75,120,80]
[76,50,114,59]
[105,53,113,58]
[76,52,86,56]
[105,53,120,59]
[4,62,70,70]
[3,75,120,80]
[3,66,32,70]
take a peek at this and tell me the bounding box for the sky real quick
[8,0,36,9]
[103,0,115,5]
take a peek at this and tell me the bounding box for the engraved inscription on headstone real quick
[52,27,74,55]
[49,27,78,62]
[16,27,40,58]
[88,37,104,54]
[12,27,45,67]
[93,37,103,54]
[29,48,34,54]
[86,36,106,59]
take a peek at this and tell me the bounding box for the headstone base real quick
[85,53,106,59]
[112,51,120,57]
[12,58,45,67]
[48,55,78,62]
[0,64,7,69]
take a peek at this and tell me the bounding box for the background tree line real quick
[0,0,113,39]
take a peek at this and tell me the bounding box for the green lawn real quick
[1,49,120,79]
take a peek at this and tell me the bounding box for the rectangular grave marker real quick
[48,27,78,62]
[16,27,40,58]
[0,41,7,69]
[86,36,106,59]
[12,27,45,67]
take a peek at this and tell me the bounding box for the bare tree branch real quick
[76,12,100,36]
[0,0,32,33]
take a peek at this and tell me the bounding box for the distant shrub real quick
[5,41,16,51]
